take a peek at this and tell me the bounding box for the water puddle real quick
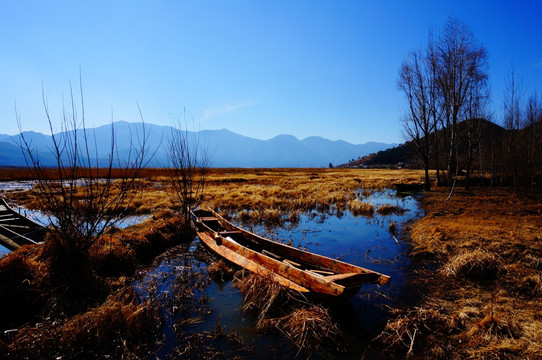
[0,180,36,192]
[133,189,424,358]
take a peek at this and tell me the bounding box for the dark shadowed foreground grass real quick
[0,211,190,359]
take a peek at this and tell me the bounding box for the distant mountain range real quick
[0,122,396,168]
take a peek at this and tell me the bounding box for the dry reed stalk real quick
[261,305,340,356]
[207,260,235,284]
[234,272,295,328]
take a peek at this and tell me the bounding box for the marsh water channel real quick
[133,189,424,359]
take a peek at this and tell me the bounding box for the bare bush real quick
[17,81,150,292]
[167,115,210,224]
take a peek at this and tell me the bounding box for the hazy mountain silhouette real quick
[0,121,396,168]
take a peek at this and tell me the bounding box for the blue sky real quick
[1,1,541,144]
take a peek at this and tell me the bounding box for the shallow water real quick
[0,202,151,257]
[134,189,424,359]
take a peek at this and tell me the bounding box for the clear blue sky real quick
[1,1,541,144]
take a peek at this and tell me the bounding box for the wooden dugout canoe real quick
[0,198,46,251]
[191,208,390,297]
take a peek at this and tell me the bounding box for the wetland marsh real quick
[1,168,540,359]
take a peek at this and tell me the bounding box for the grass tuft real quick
[261,305,340,356]
[376,203,407,215]
[5,289,158,359]
[348,199,374,217]
[440,249,501,280]
[234,272,340,355]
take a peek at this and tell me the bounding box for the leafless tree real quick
[524,92,541,188]
[436,15,489,183]
[462,76,490,189]
[398,46,440,190]
[167,115,210,224]
[502,64,523,191]
[17,81,150,291]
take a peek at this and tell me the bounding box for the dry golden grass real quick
[2,168,428,222]
[382,187,542,359]
[440,249,501,280]
[200,168,426,224]
[261,305,340,356]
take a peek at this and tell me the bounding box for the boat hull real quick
[0,199,46,251]
[191,209,390,297]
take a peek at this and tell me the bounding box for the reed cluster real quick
[235,271,341,355]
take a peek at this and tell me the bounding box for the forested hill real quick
[340,118,509,168]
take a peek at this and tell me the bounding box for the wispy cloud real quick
[202,101,255,122]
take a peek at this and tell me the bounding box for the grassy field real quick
[380,187,542,359]
[1,168,540,358]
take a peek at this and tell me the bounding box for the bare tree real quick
[502,64,523,191]
[436,15,489,183]
[426,34,445,187]
[167,115,210,224]
[17,81,150,292]
[462,76,490,189]
[524,92,541,188]
[398,47,440,190]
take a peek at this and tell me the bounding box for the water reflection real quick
[133,190,423,359]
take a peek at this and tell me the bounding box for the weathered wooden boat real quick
[0,198,46,251]
[191,208,390,297]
